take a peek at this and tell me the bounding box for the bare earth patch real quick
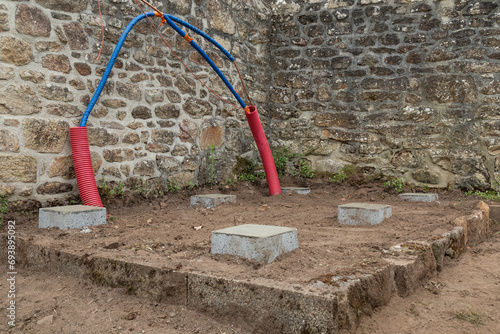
[2,179,500,333]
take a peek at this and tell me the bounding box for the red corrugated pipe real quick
[70,127,103,207]
[245,106,281,196]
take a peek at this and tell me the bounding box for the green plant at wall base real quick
[136,177,148,196]
[0,194,9,227]
[466,189,500,202]
[330,168,347,184]
[225,178,237,186]
[207,144,217,187]
[237,172,259,183]
[295,159,315,178]
[233,156,264,183]
[384,177,404,193]
[272,147,296,176]
[98,176,124,199]
[187,181,195,190]
[167,179,180,193]
[110,182,125,198]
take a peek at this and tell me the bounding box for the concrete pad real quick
[338,203,392,225]
[39,205,106,230]
[281,187,311,195]
[190,194,236,208]
[211,224,298,263]
[399,193,438,202]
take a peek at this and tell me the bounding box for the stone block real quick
[187,272,336,334]
[281,187,311,195]
[399,193,438,202]
[39,205,106,230]
[190,194,236,208]
[453,204,490,246]
[489,204,500,225]
[338,203,392,225]
[383,241,437,297]
[211,224,298,263]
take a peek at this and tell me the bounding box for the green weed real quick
[466,175,500,202]
[136,177,147,195]
[225,178,237,186]
[233,156,264,183]
[330,168,347,184]
[98,177,125,199]
[167,179,180,193]
[294,159,315,179]
[272,147,296,176]
[384,177,404,193]
[454,310,483,325]
[0,194,9,227]
[237,172,259,183]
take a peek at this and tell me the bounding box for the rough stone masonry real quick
[0,0,499,207]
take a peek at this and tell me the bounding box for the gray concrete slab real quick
[281,187,311,195]
[399,193,438,202]
[190,194,236,208]
[211,224,298,263]
[338,203,392,225]
[39,205,106,230]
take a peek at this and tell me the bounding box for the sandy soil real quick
[12,180,480,284]
[355,233,500,334]
[2,179,499,333]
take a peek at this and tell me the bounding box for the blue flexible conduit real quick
[162,14,246,108]
[166,15,234,62]
[80,12,245,126]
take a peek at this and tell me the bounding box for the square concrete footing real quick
[39,205,106,230]
[211,224,298,263]
[338,203,392,225]
[281,187,311,195]
[399,193,438,202]
[190,194,236,208]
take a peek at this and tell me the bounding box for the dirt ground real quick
[2,179,500,333]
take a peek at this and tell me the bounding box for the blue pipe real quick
[162,14,246,108]
[166,15,234,62]
[80,12,156,127]
[80,12,246,126]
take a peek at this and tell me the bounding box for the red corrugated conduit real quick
[245,106,281,196]
[70,127,103,207]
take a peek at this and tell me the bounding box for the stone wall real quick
[2,0,500,206]
[268,0,500,190]
[0,0,271,206]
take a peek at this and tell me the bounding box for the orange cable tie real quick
[134,0,242,110]
[184,33,193,43]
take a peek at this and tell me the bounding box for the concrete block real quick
[211,224,298,263]
[399,193,438,202]
[281,187,311,195]
[338,203,392,225]
[39,205,106,230]
[190,194,236,208]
